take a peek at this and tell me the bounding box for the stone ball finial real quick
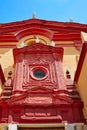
[32,12,36,19]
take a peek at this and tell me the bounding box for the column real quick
[8,124,17,130]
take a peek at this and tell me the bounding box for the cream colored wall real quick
[81,32,87,43]
[64,47,80,55]
[0,48,14,93]
[77,53,87,120]
[63,55,77,79]
[0,49,14,74]
[63,47,80,80]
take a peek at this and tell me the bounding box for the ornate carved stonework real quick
[13,43,64,92]
[0,43,85,124]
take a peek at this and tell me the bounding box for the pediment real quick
[2,19,86,34]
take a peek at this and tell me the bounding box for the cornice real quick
[0,18,86,46]
[0,18,87,34]
[0,35,18,42]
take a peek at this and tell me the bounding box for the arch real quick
[16,27,54,40]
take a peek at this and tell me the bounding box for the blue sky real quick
[0,0,87,24]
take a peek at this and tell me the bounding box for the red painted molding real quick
[15,27,54,40]
[0,35,18,42]
[1,19,87,33]
[53,33,81,41]
[74,42,87,82]
[0,44,16,48]
[0,19,87,43]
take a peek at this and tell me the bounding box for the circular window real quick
[33,70,46,79]
[30,66,48,80]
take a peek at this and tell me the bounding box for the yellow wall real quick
[0,48,14,94]
[63,55,77,79]
[81,32,87,43]
[0,48,14,76]
[77,53,87,120]
[0,49,13,65]
[63,47,80,80]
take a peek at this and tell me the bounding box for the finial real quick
[32,12,36,19]
[35,36,40,43]
[20,41,25,48]
[34,35,40,43]
[69,18,74,22]
[50,41,55,47]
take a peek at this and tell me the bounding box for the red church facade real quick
[0,18,87,129]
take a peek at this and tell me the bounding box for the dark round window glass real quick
[33,70,46,79]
